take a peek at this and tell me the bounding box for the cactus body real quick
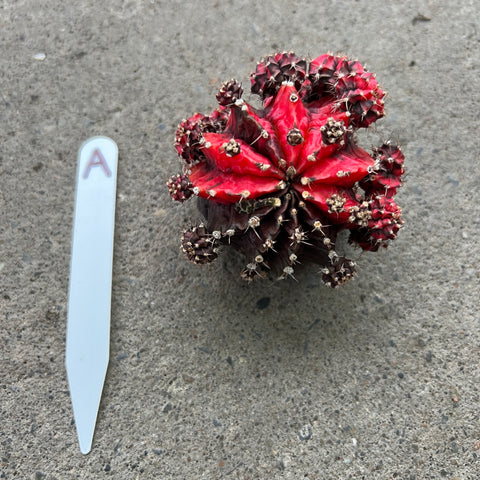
[167,52,404,286]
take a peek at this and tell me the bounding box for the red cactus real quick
[167,52,404,286]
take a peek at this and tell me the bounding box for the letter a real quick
[83,148,112,179]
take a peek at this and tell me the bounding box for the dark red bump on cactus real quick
[181,224,219,264]
[167,173,193,203]
[216,79,244,106]
[168,52,405,285]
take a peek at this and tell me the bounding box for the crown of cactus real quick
[166,52,404,286]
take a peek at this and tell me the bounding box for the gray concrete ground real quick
[1,0,479,478]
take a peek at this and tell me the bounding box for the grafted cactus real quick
[167,52,404,286]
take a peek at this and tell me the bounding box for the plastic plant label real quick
[66,136,118,454]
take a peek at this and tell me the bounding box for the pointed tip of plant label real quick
[80,439,93,455]
[67,356,107,455]
[75,404,96,454]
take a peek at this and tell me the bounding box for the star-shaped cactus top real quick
[167,52,404,286]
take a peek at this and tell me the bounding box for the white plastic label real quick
[66,136,118,454]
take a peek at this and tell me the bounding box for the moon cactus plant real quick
[167,52,404,286]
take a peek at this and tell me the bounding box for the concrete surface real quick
[1,0,479,478]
